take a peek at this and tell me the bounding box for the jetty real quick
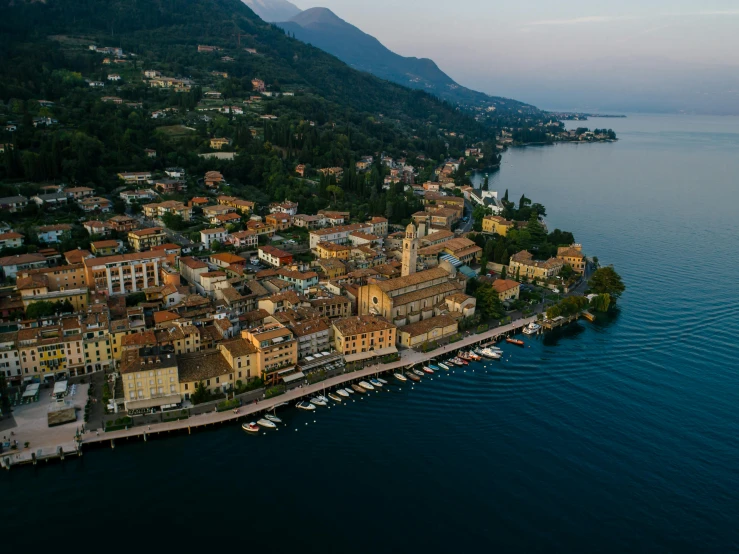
[2,315,538,469]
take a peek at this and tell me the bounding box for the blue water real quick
[2,115,739,552]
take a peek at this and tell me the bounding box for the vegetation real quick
[125,292,147,307]
[191,381,211,405]
[25,300,75,319]
[265,385,285,399]
[105,416,133,431]
[587,267,625,303]
[216,398,240,412]
[467,280,505,321]
[546,296,589,319]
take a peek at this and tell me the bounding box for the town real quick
[0,37,623,463]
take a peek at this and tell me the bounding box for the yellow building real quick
[128,227,167,252]
[492,279,521,301]
[143,201,193,222]
[508,250,563,281]
[210,137,230,150]
[218,338,259,383]
[316,258,346,279]
[120,346,181,411]
[482,215,515,236]
[218,196,255,214]
[90,240,122,256]
[81,311,113,373]
[17,274,89,313]
[178,350,235,400]
[316,241,351,260]
[397,314,458,349]
[332,315,396,356]
[556,244,587,274]
[241,322,298,385]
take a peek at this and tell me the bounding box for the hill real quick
[279,7,529,110]
[242,0,301,23]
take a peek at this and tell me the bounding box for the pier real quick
[2,315,538,468]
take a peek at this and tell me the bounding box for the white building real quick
[200,227,229,249]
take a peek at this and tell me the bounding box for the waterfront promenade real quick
[3,315,536,467]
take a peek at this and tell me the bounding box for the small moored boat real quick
[351,384,366,394]
[317,395,329,404]
[242,422,259,433]
[438,363,450,371]
[310,397,326,407]
[344,387,355,395]
[328,392,342,403]
[265,414,282,424]
[429,364,440,371]
[523,322,541,335]
[394,372,408,382]
[359,381,375,390]
[506,338,525,346]
[454,358,468,365]
[296,401,315,411]
[369,378,383,387]
[422,366,434,374]
[336,389,350,397]
[257,418,276,429]
[377,378,388,385]
[412,368,425,377]
[405,372,421,382]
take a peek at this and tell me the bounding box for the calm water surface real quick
[2,115,739,552]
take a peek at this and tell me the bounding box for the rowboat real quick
[336,389,350,397]
[377,378,388,385]
[328,392,342,402]
[265,414,282,424]
[438,363,450,370]
[422,366,434,374]
[369,378,383,387]
[359,381,375,390]
[351,384,366,394]
[405,372,421,382]
[506,338,525,346]
[309,397,326,407]
[412,369,425,377]
[257,418,276,429]
[394,373,408,382]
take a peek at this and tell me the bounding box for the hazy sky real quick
[292,0,739,112]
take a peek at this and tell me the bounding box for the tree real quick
[590,293,611,313]
[191,381,210,404]
[325,185,343,206]
[588,266,625,301]
[126,292,147,307]
[162,213,186,231]
[474,283,505,320]
[113,198,127,214]
[25,301,57,319]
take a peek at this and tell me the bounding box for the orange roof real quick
[153,311,179,324]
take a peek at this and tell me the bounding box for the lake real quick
[2,114,739,552]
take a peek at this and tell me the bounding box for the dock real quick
[2,315,538,469]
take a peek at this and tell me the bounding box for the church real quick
[357,223,476,327]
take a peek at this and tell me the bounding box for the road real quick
[460,199,474,232]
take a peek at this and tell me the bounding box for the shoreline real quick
[2,314,538,470]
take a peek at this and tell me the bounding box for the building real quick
[482,215,515,236]
[226,230,259,249]
[89,240,122,256]
[293,214,324,229]
[0,196,28,213]
[269,201,298,216]
[0,232,24,249]
[315,241,351,260]
[258,246,293,268]
[178,257,209,287]
[204,171,224,188]
[367,216,389,237]
[418,238,482,268]
[217,195,255,214]
[241,323,298,385]
[107,215,139,233]
[120,189,157,204]
[37,224,73,244]
[218,338,259,383]
[128,227,167,252]
[557,244,587,274]
[143,201,193,222]
[310,296,352,319]
[210,137,231,150]
[82,251,168,295]
[332,315,396,356]
[65,187,95,199]
[309,223,373,249]
[492,279,521,302]
[265,212,292,231]
[397,314,458,349]
[316,258,346,280]
[0,253,47,279]
[200,227,229,249]
[79,197,112,212]
[508,251,564,281]
[32,192,69,207]
[290,319,330,359]
[117,171,152,183]
[275,268,319,292]
[317,167,344,180]
[120,346,181,411]
[401,223,418,277]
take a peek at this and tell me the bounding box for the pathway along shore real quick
[4,315,536,467]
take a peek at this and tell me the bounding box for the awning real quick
[343,351,375,363]
[282,371,305,383]
[126,394,182,411]
[276,366,297,375]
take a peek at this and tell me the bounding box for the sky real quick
[290,0,739,113]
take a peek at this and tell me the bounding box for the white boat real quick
[359,381,375,390]
[257,418,276,429]
[328,392,342,402]
[310,397,327,407]
[523,322,541,335]
[438,363,450,371]
[344,387,355,394]
[377,378,388,385]
[481,348,502,359]
[394,373,407,382]
[265,414,282,424]
[370,378,383,387]
[412,369,425,377]
[242,422,259,433]
[336,389,350,397]
[422,366,434,374]
[317,395,330,404]
[296,401,315,411]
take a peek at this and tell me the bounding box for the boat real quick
[369,378,383,387]
[394,372,408,382]
[257,418,276,429]
[317,395,330,404]
[309,397,326,407]
[454,358,468,365]
[506,338,525,346]
[445,359,457,366]
[358,381,375,390]
[405,372,421,382]
[328,392,342,403]
[523,322,541,335]
[422,366,434,374]
[429,364,440,371]
[438,363,450,371]
[242,422,259,433]
[296,401,315,411]
[336,389,350,397]
[458,352,472,361]
[467,352,482,361]
[264,414,282,424]
[412,368,425,377]
[344,387,355,395]
[473,347,485,356]
[351,384,366,394]
[481,348,502,359]
[377,378,388,385]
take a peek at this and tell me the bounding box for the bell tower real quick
[401,223,418,277]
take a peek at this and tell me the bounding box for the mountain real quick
[278,7,528,110]
[242,0,301,22]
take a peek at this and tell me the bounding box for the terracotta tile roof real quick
[492,279,520,294]
[177,350,232,383]
[398,314,458,337]
[373,267,450,293]
[332,315,394,337]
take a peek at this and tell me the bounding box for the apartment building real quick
[241,322,298,385]
[128,227,167,252]
[332,315,396,356]
[82,251,168,295]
